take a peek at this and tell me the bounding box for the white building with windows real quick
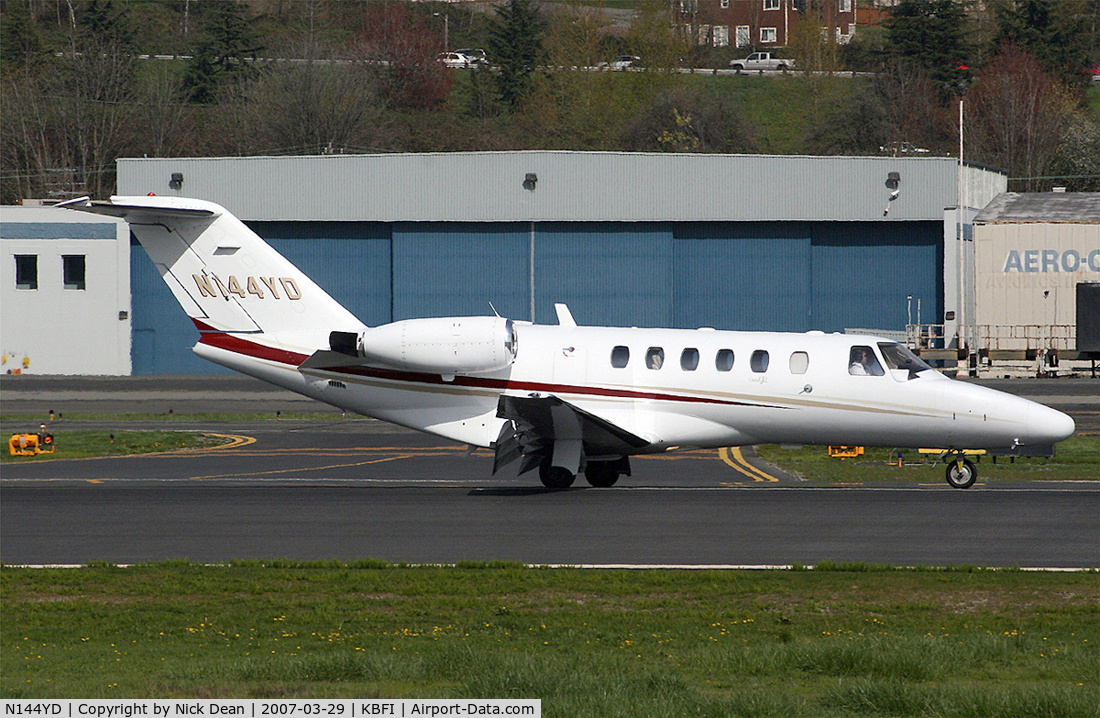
[1,205,131,375]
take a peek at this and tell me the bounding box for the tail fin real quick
[68,196,363,365]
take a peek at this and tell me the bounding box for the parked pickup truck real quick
[729,52,796,73]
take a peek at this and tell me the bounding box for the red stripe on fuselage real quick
[192,325,781,409]
[195,326,310,368]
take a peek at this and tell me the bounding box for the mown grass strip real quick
[2,413,347,423]
[1,431,234,463]
[2,563,1097,716]
[756,434,1100,482]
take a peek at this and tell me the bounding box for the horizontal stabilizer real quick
[62,197,217,221]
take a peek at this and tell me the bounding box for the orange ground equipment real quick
[827,446,865,459]
[8,430,54,456]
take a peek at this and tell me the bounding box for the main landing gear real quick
[539,463,577,490]
[538,458,630,489]
[944,453,978,489]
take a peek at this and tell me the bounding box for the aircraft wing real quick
[493,393,650,475]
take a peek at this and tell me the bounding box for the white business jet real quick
[64,196,1075,489]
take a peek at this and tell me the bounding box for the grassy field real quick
[2,564,1098,715]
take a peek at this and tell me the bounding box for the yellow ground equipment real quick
[828,446,864,459]
[8,431,54,456]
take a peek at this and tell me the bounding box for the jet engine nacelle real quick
[347,316,517,375]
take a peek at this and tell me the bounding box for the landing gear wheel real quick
[539,463,576,490]
[584,462,620,488]
[945,458,977,489]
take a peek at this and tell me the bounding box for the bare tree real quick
[244,60,388,154]
[873,57,951,154]
[131,63,196,158]
[354,3,452,110]
[966,45,1077,190]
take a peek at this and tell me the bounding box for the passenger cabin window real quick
[848,346,885,376]
[611,345,630,368]
[789,351,809,374]
[750,350,769,373]
[15,255,37,290]
[63,255,86,290]
[646,347,665,370]
[715,349,734,372]
[681,348,700,371]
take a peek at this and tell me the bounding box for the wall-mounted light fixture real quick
[169,172,184,191]
[883,171,901,216]
[523,173,537,191]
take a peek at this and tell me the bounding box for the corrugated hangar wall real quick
[130,219,942,375]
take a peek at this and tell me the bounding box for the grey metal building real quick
[117,152,1005,374]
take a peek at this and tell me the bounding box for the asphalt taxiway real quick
[2,375,1098,568]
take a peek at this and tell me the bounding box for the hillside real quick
[2,0,1098,203]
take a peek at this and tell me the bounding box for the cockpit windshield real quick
[877,342,933,377]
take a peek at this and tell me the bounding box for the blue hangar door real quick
[672,221,941,334]
[674,222,813,332]
[391,222,676,328]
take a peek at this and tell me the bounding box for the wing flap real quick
[492,393,650,474]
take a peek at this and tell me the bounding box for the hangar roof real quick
[974,192,1100,224]
[117,152,1005,223]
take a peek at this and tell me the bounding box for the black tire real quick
[731,64,743,73]
[945,458,977,489]
[539,463,576,489]
[584,462,619,488]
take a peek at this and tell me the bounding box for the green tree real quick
[79,0,133,51]
[620,4,685,74]
[992,0,1099,84]
[622,88,758,154]
[0,0,44,72]
[183,0,263,104]
[803,87,889,156]
[487,0,547,108]
[886,0,974,97]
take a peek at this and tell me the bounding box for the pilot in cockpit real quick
[849,346,884,376]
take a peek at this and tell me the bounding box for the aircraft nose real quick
[1026,401,1075,446]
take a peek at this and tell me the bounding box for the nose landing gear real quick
[944,454,977,489]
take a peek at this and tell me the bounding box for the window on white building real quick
[15,255,37,290]
[760,27,777,43]
[63,255,86,290]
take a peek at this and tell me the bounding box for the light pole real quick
[433,12,449,52]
